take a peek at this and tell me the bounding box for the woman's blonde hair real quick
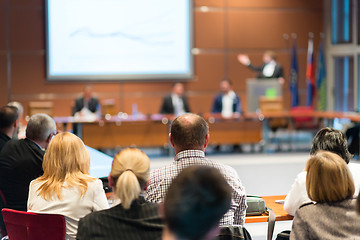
[35,132,95,200]
[306,151,354,203]
[110,148,150,209]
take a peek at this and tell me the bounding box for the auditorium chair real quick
[0,190,6,237]
[1,209,65,240]
[28,101,54,117]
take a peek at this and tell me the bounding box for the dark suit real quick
[160,95,191,114]
[248,62,284,79]
[77,196,163,240]
[0,132,10,152]
[0,138,44,211]
[73,97,99,115]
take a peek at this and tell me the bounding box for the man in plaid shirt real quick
[145,113,247,226]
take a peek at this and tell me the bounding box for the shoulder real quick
[298,202,314,210]
[75,97,83,103]
[87,178,104,190]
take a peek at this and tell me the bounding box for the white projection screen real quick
[45,0,193,81]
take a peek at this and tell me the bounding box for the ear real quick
[204,133,210,149]
[108,173,115,188]
[13,119,19,128]
[46,133,53,144]
[169,133,175,148]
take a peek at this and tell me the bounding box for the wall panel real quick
[195,11,225,49]
[9,7,43,51]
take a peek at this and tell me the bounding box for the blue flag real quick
[290,41,299,107]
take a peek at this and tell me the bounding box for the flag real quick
[290,40,299,107]
[316,40,326,110]
[306,37,315,106]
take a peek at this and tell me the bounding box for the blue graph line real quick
[69,27,173,45]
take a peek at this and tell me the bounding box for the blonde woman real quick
[291,151,360,239]
[27,132,108,240]
[76,148,163,240]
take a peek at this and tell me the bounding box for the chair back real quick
[1,208,65,240]
[0,189,7,237]
[216,225,252,240]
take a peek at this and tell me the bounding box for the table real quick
[245,195,293,223]
[54,114,263,149]
[54,111,360,150]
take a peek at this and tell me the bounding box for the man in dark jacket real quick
[0,113,56,211]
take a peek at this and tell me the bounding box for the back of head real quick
[264,50,276,60]
[7,101,24,117]
[306,151,354,203]
[39,132,92,200]
[310,127,352,164]
[26,113,56,142]
[111,148,150,209]
[164,165,231,240]
[170,113,208,151]
[0,106,18,130]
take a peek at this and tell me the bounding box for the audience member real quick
[345,122,360,157]
[0,106,18,151]
[7,101,25,139]
[211,79,242,118]
[291,151,360,239]
[237,50,284,83]
[284,127,360,216]
[77,148,163,240]
[28,132,108,240]
[73,85,100,116]
[145,113,247,226]
[162,165,231,240]
[0,113,56,211]
[160,82,191,115]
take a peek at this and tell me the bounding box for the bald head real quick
[170,114,209,152]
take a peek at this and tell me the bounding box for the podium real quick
[246,79,282,113]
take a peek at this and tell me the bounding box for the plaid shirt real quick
[145,150,247,226]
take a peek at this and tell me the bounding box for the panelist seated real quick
[73,85,100,120]
[160,82,191,116]
[211,79,242,118]
[238,50,285,84]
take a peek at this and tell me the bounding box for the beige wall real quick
[0,0,323,116]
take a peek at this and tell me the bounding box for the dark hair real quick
[220,79,232,85]
[164,165,231,240]
[170,114,209,151]
[0,106,18,129]
[310,127,352,164]
[172,82,183,87]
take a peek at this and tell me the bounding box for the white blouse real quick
[27,178,109,240]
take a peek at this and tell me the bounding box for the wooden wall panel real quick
[0,8,5,51]
[227,0,323,9]
[194,0,224,7]
[9,0,43,7]
[9,8,43,51]
[195,11,224,48]
[1,1,324,116]
[189,54,224,91]
[0,55,8,105]
[228,10,323,49]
